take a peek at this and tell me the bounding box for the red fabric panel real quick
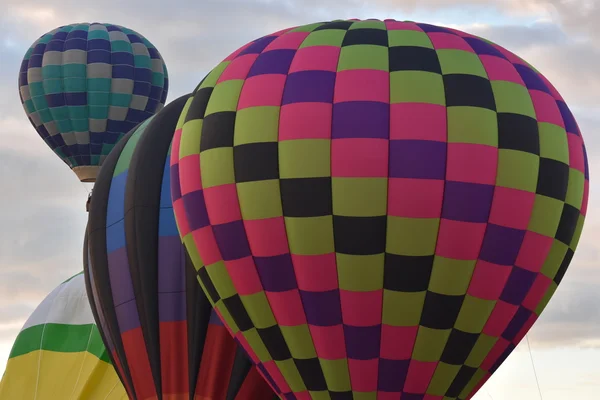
[195,324,237,399]
[235,365,274,400]
[160,321,190,396]
[122,328,158,400]
[111,350,135,398]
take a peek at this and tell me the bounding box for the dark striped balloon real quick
[19,22,169,182]
[84,94,275,400]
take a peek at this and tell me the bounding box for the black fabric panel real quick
[294,358,327,391]
[333,216,387,255]
[184,250,213,398]
[280,177,333,217]
[389,46,441,73]
[341,28,389,46]
[536,158,569,201]
[82,226,126,394]
[185,86,212,122]
[200,111,236,150]
[446,366,478,398]
[226,347,253,400]
[124,94,191,396]
[384,254,434,292]
[233,142,280,182]
[313,20,353,31]
[87,125,139,399]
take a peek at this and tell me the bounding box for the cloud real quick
[0,143,89,345]
[0,0,596,102]
[533,278,600,348]
[538,0,600,40]
[0,326,22,344]
[469,21,569,48]
[0,304,34,326]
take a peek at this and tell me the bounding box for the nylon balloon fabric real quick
[170,19,589,400]
[0,272,127,399]
[84,94,276,400]
[19,22,169,182]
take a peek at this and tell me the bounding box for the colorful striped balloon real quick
[85,95,276,399]
[170,19,589,399]
[19,22,169,182]
[0,272,127,399]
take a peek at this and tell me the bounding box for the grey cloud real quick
[0,304,35,325]
[532,278,600,348]
[0,44,27,118]
[1,0,326,101]
[0,202,86,268]
[0,270,44,301]
[0,327,21,343]
[0,0,557,52]
[526,44,600,107]
[0,146,88,329]
[538,0,600,40]
[0,149,87,207]
[0,268,72,307]
[572,109,600,157]
[570,242,600,268]
[469,21,569,49]
[0,0,595,105]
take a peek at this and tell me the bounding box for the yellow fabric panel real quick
[0,350,127,399]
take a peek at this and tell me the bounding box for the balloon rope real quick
[79,181,91,194]
[79,182,93,212]
[526,335,544,399]
[485,389,495,400]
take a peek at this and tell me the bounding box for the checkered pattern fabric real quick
[170,19,589,400]
[19,22,169,173]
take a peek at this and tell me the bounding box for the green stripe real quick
[10,323,110,363]
[113,117,153,176]
[61,271,83,284]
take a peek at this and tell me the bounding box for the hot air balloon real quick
[19,22,169,183]
[0,272,127,399]
[84,94,276,399]
[170,19,589,399]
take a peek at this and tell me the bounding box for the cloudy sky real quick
[0,0,598,398]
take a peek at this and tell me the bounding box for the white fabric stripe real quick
[21,274,95,330]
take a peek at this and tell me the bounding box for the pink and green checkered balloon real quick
[170,19,589,400]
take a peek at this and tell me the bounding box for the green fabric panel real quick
[338,45,389,71]
[112,117,153,176]
[10,323,109,363]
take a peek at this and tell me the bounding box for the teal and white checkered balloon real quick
[19,23,169,182]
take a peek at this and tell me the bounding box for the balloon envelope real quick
[170,19,589,399]
[0,272,127,399]
[19,22,169,182]
[85,95,276,400]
